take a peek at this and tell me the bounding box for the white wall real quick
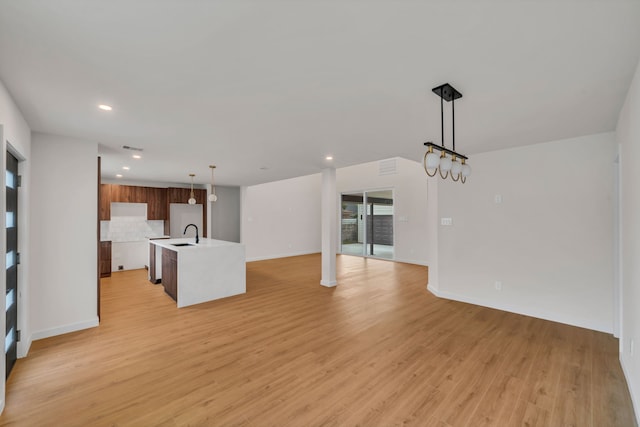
[30,133,98,340]
[0,79,32,414]
[434,133,616,333]
[336,157,438,274]
[169,203,203,238]
[240,158,438,279]
[617,57,640,420]
[207,185,240,243]
[111,241,148,272]
[241,174,321,261]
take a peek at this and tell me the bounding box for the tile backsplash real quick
[101,217,165,242]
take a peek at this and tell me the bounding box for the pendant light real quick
[208,165,218,202]
[188,173,196,205]
[423,83,471,183]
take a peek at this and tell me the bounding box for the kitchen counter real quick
[149,238,246,308]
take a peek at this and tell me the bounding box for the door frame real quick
[5,150,18,378]
[4,141,27,379]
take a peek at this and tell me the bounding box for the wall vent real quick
[379,159,397,176]
[122,145,144,152]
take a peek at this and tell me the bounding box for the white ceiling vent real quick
[122,145,144,152]
[378,159,397,176]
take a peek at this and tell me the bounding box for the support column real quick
[321,168,337,287]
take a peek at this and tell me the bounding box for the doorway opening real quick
[340,190,394,260]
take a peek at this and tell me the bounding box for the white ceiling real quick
[1,1,639,187]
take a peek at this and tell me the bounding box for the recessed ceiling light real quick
[122,166,130,170]
[325,156,333,161]
[132,154,141,159]
[98,104,113,111]
[116,174,123,178]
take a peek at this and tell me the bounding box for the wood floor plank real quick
[591,331,637,427]
[0,254,635,426]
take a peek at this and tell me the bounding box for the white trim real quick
[246,251,319,263]
[393,257,428,267]
[17,334,31,358]
[31,317,99,341]
[427,285,612,334]
[248,252,429,268]
[613,147,622,338]
[619,354,640,426]
[320,280,337,287]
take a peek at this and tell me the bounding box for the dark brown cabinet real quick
[164,187,207,237]
[100,184,208,238]
[162,248,178,301]
[99,241,112,277]
[166,187,206,205]
[99,184,111,220]
[99,184,170,221]
[112,184,140,203]
[109,184,126,203]
[147,187,167,220]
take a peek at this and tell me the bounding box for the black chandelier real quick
[423,83,471,183]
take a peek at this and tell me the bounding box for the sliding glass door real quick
[340,190,394,260]
[340,192,364,256]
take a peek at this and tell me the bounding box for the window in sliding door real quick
[341,190,394,260]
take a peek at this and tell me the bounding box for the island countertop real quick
[150,238,246,308]
[151,237,244,250]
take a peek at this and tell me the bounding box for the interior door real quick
[5,151,18,378]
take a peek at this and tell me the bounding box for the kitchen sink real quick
[172,243,195,247]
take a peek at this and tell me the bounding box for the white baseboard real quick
[17,334,32,358]
[392,257,428,267]
[31,317,99,341]
[247,251,430,268]
[337,253,429,267]
[246,251,319,262]
[620,354,640,425]
[427,285,612,334]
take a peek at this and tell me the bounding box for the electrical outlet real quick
[494,281,502,291]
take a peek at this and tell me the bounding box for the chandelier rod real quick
[440,88,445,148]
[452,94,455,152]
[423,142,468,160]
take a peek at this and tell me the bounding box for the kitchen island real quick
[149,237,246,308]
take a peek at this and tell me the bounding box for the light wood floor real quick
[0,254,636,426]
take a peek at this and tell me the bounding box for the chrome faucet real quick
[183,224,199,244]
